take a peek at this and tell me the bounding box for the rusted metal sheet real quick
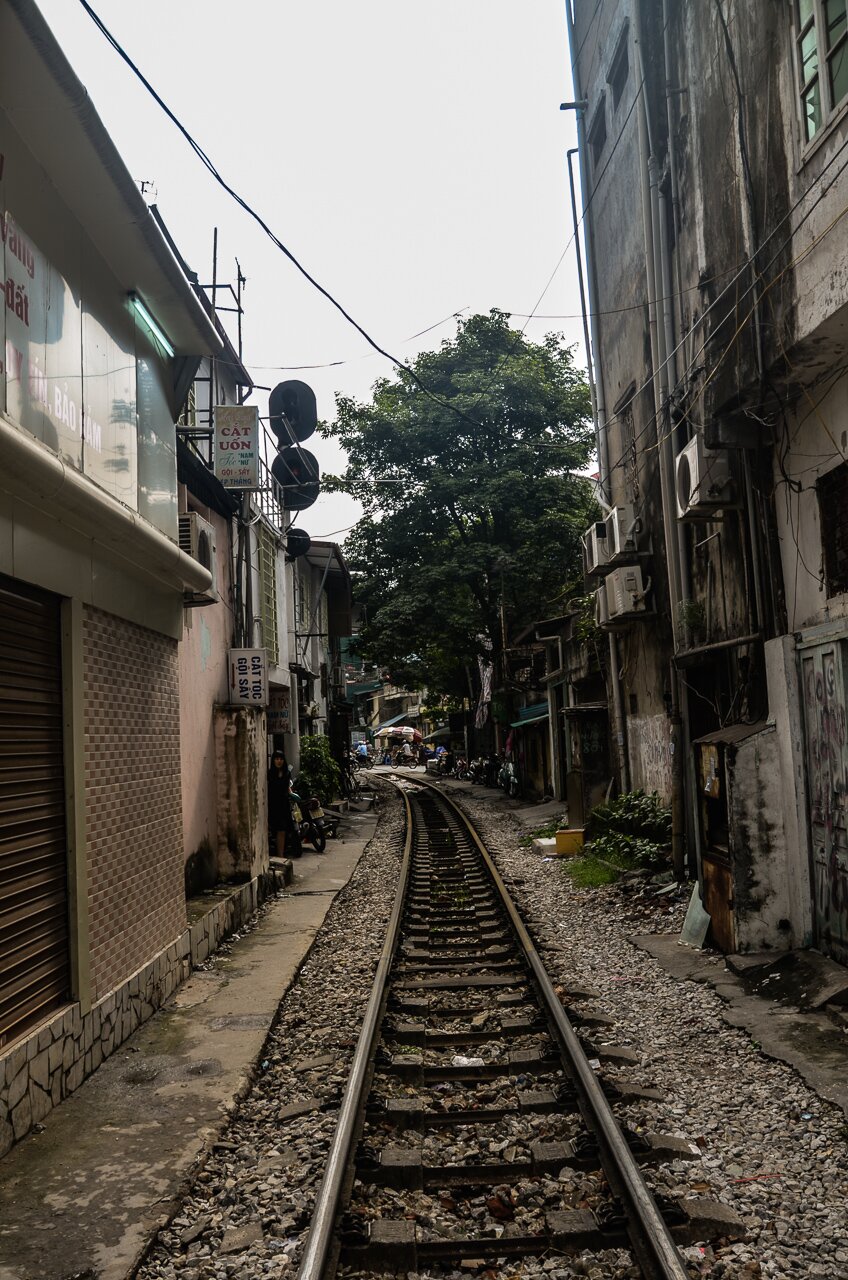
[702,851,735,953]
[799,640,848,963]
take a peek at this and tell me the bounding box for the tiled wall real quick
[83,606,186,999]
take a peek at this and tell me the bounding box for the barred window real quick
[257,524,279,664]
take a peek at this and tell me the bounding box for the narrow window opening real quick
[588,96,608,167]
[818,460,848,596]
[608,20,630,110]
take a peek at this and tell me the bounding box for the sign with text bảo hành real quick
[228,648,269,707]
[214,405,259,489]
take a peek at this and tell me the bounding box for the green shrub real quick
[585,789,671,845]
[579,788,672,876]
[582,832,665,868]
[296,735,341,806]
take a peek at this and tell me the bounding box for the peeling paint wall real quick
[179,507,233,888]
[726,727,794,952]
[214,706,268,882]
[628,712,672,800]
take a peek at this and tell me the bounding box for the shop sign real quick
[228,648,268,706]
[267,686,291,733]
[214,405,259,489]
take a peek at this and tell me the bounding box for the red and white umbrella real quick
[375,725,422,741]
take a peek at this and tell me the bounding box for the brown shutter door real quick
[0,575,69,1050]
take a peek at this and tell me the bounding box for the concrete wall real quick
[628,712,672,798]
[214,705,268,880]
[774,373,848,631]
[727,726,794,953]
[179,506,233,888]
[765,635,814,948]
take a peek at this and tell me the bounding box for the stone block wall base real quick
[0,867,286,1159]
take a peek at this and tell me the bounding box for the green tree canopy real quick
[322,311,597,699]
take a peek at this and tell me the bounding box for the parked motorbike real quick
[290,789,327,852]
[473,752,502,783]
[468,757,485,784]
[498,758,520,799]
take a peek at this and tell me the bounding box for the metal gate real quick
[0,575,69,1049]
[799,629,848,963]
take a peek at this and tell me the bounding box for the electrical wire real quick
[244,308,470,372]
[77,0,488,433]
[598,132,848,486]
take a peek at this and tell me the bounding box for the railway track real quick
[296,778,743,1280]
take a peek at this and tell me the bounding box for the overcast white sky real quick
[38,0,585,543]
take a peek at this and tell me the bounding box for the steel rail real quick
[295,783,414,1280]
[409,776,689,1280]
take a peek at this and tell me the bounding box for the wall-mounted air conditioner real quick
[604,503,638,563]
[179,511,219,604]
[605,565,648,621]
[582,521,610,577]
[675,434,732,521]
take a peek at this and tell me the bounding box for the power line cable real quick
[244,309,469,372]
[593,128,848,485]
[77,0,487,432]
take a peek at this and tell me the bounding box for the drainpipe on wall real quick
[563,14,630,796]
[633,0,689,880]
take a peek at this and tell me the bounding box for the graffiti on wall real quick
[801,643,848,962]
[630,713,673,800]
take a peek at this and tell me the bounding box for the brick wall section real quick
[83,606,186,1000]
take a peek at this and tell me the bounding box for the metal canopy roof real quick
[374,712,408,731]
[509,706,549,729]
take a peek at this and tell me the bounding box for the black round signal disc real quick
[286,528,312,560]
[269,380,318,444]
[271,446,320,510]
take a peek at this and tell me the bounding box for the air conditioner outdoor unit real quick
[605,565,648,621]
[582,521,610,577]
[604,503,638,563]
[179,511,219,604]
[675,434,732,521]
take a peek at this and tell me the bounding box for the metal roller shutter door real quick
[0,575,69,1050]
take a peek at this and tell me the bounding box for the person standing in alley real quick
[268,747,299,859]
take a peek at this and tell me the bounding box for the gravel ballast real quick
[137,779,848,1280]
[457,790,848,1280]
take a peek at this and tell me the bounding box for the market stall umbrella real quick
[375,725,420,740]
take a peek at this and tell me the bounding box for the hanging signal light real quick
[271,445,320,511]
[269,379,317,444]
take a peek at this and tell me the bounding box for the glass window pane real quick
[800,23,820,83]
[825,0,848,50]
[803,78,823,138]
[829,39,848,103]
[798,0,815,25]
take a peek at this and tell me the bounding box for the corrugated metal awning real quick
[374,712,408,731]
[509,707,549,729]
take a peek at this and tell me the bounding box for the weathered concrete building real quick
[0,0,221,1150]
[570,0,848,960]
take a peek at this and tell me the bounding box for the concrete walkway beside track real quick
[0,809,377,1280]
